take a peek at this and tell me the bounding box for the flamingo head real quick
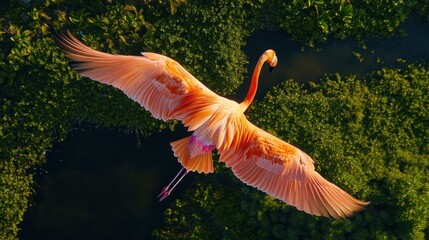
[264,49,278,73]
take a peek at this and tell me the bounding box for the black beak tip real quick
[269,66,275,74]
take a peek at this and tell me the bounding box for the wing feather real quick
[219,122,369,219]
[55,31,221,121]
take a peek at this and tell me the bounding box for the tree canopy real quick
[0,0,428,239]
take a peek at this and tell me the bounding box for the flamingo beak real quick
[269,55,277,74]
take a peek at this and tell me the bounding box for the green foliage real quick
[254,0,428,46]
[153,64,429,239]
[144,0,254,95]
[271,0,354,46]
[347,0,414,40]
[415,0,429,20]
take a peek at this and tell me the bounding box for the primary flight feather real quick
[55,31,369,219]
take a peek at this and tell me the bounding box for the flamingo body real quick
[56,31,369,218]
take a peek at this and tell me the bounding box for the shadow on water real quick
[20,18,428,239]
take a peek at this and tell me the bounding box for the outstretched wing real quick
[219,122,369,219]
[55,31,221,121]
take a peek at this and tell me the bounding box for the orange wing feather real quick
[55,31,221,121]
[219,121,369,219]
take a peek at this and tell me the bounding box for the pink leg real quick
[158,167,189,201]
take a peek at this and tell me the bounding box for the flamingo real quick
[55,31,369,219]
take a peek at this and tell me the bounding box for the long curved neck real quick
[240,55,267,111]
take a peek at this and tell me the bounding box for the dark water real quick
[237,18,429,101]
[19,126,194,240]
[19,18,429,240]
